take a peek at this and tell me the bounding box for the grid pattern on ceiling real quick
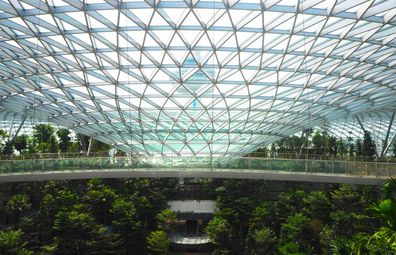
[0,0,395,156]
[324,111,396,156]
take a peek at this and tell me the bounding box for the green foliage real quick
[278,242,305,255]
[319,225,334,255]
[265,129,379,159]
[2,140,13,155]
[156,208,176,233]
[245,227,277,255]
[274,135,305,155]
[0,229,32,255]
[369,198,396,252]
[0,178,394,254]
[56,129,71,153]
[249,202,276,230]
[33,124,54,144]
[349,233,393,255]
[348,141,355,157]
[76,134,90,152]
[0,129,8,142]
[275,190,305,222]
[279,213,310,245]
[370,227,396,253]
[52,205,121,254]
[111,197,142,249]
[206,216,232,251]
[312,131,325,155]
[6,194,31,223]
[330,237,351,255]
[91,139,111,152]
[362,131,376,160]
[303,191,331,222]
[331,184,361,211]
[84,179,116,225]
[370,199,396,230]
[13,135,28,154]
[48,135,58,153]
[356,138,363,157]
[146,230,170,255]
[330,211,372,238]
[381,177,396,201]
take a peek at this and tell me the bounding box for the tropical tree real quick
[0,129,8,143]
[33,124,54,144]
[329,210,371,238]
[278,213,313,254]
[312,130,327,155]
[303,191,331,222]
[0,229,33,255]
[245,227,277,255]
[76,134,90,153]
[355,139,363,157]
[13,135,28,154]
[2,140,13,155]
[5,194,31,224]
[328,136,338,156]
[91,139,111,152]
[52,204,121,254]
[362,131,376,160]
[48,135,58,153]
[156,208,176,233]
[57,128,71,153]
[278,242,305,255]
[369,199,396,252]
[275,189,305,223]
[206,216,232,254]
[111,197,142,251]
[146,230,170,255]
[249,201,277,231]
[331,184,362,212]
[84,179,116,225]
[329,237,351,255]
[381,177,396,201]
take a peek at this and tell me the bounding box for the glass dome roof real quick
[0,0,395,156]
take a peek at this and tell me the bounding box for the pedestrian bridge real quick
[0,156,395,185]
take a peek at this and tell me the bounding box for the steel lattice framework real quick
[0,0,396,156]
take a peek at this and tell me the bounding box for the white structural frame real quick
[0,0,395,157]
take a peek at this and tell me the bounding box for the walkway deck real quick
[0,156,394,185]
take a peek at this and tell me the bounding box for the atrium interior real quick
[0,0,396,254]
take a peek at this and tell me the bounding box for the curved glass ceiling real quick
[0,0,395,156]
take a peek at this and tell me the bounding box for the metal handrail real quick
[1,152,395,162]
[0,155,395,178]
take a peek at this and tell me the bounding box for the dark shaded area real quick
[0,178,395,254]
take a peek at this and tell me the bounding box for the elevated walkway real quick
[0,156,395,185]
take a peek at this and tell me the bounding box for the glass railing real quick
[0,156,395,178]
[2,152,396,162]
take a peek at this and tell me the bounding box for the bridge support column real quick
[356,113,396,159]
[8,115,27,143]
[381,111,396,158]
[87,137,93,156]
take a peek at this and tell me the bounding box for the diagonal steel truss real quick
[0,0,395,157]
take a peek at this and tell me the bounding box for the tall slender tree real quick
[57,129,71,153]
[362,131,376,160]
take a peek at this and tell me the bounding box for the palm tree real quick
[370,199,396,248]
[381,177,396,201]
[367,178,396,252]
